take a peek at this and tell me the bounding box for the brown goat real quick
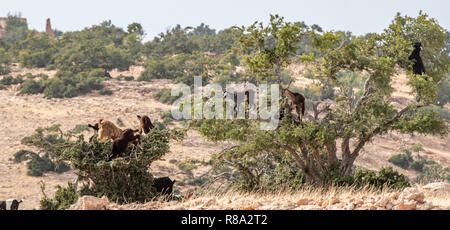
[97,119,123,142]
[107,129,141,161]
[281,88,305,121]
[137,115,155,134]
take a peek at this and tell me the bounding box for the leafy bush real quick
[13,149,36,163]
[19,79,44,94]
[155,88,178,105]
[27,153,57,177]
[138,53,212,85]
[0,75,24,86]
[415,163,450,183]
[13,149,70,177]
[40,181,78,210]
[388,150,413,169]
[18,69,108,98]
[24,124,185,204]
[410,159,426,172]
[160,111,174,125]
[352,167,410,189]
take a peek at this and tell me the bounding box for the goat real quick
[409,42,426,75]
[107,128,140,161]
[97,119,123,142]
[223,83,256,117]
[281,86,305,121]
[87,123,99,142]
[0,199,22,210]
[137,115,155,134]
[153,177,176,197]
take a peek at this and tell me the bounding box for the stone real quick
[416,202,435,210]
[70,195,109,210]
[400,187,425,203]
[345,202,355,210]
[393,200,417,210]
[297,198,312,206]
[422,182,450,193]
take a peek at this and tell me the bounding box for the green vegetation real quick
[18,69,108,98]
[155,88,179,104]
[13,150,70,177]
[40,181,78,210]
[387,144,450,183]
[388,150,414,169]
[23,124,185,204]
[194,13,448,191]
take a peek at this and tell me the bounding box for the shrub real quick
[388,150,413,169]
[0,75,24,85]
[27,153,56,177]
[19,69,108,99]
[156,88,178,104]
[414,162,450,183]
[410,159,426,172]
[13,150,36,163]
[40,181,78,210]
[19,79,44,95]
[153,120,166,130]
[25,124,185,204]
[160,111,174,125]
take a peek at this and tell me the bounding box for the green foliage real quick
[388,150,414,169]
[236,14,305,81]
[160,111,175,125]
[138,52,212,85]
[324,165,410,189]
[1,14,28,44]
[24,124,185,204]
[0,75,24,85]
[155,88,178,104]
[17,33,57,68]
[196,12,448,188]
[18,69,108,98]
[414,163,450,183]
[13,149,36,163]
[353,167,411,189]
[0,48,11,74]
[12,149,70,177]
[40,181,78,210]
[410,159,427,172]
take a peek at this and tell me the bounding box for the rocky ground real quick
[71,182,450,210]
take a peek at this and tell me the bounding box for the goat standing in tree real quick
[409,42,426,75]
[281,83,305,121]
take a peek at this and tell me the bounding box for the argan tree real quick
[196,13,448,187]
[22,124,184,204]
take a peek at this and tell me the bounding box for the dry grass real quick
[106,184,450,210]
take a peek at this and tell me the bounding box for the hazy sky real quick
[1,0,449,41]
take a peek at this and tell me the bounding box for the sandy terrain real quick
[0,64,448,209]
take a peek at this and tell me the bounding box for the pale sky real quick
[1,0,449,41]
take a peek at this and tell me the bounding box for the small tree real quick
[196,13,448,187]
